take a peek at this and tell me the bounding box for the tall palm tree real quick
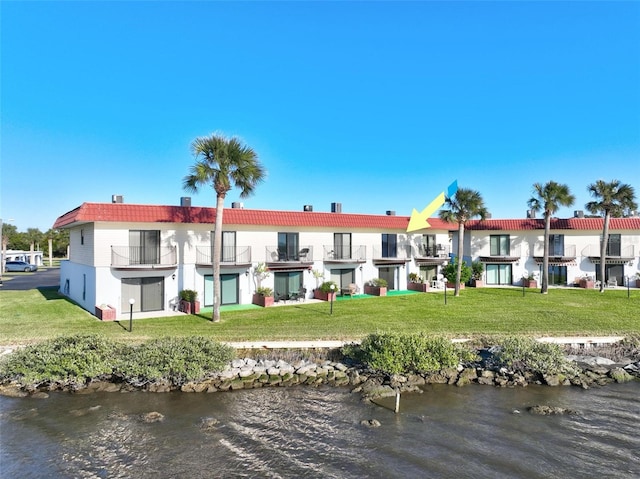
[585,180,637,293]
[183,134,266,321]
[527,181,575,294]
[438,188,488,296]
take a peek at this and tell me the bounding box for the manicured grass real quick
[0,287,638,345]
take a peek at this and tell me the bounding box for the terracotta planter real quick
[95,305,116,321]
[252,293,274,307]
[579,279,594,289]
[635,280,640,288]
[313,290,337,301]
[524,280,537,288]
[446,282,465,290]
[364,285,387,296]
[408,282,429,292]
[180,300,201,314]
[471,279,484,288]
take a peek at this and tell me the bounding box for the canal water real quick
[1,382,638,478]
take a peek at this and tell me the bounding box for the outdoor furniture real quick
[298,248,310,261]
[341,283,359,297]
[431,275,445,289]
[607,277,617,288]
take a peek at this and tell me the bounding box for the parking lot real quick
[0,267,60,291]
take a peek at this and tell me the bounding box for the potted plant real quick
[95,304,116,321]
[179,289,200,314]
[442,259,471,289]
[314,281,338,301]
[523,273,537,288]
[470,261,484,287]
[364,278,388,296]
[252,286,274,307]
[635,273,640,288]
[579,276,594,289]
[408,272,429,292]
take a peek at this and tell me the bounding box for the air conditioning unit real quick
[180,197,191,207]
[331,202,342,213]
[112,195,123,204]
[303,205,313,212]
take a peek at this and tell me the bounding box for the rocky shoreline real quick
[1,348,638,400]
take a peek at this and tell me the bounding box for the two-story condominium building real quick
[53,199,455,317]
[462,216,640,287]
[53,199,640,319]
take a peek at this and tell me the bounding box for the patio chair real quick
[607,277,617,288]
[341,283,359,297]
[298,248,310,261]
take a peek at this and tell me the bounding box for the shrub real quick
[179,289,198,302]
[408,273,423,283]
[318,281,338,293]
[493,336,576,375]
[0,333,122,384]
[367,278,388,288]
[343,332,477,374]
[442,258,472,284]
[471,261,484,280]
[116,336,235,386]
[256,286,273,296]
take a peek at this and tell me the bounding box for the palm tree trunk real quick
[541,213,550,294]
[212,194,225,321]
[599,212,610,293]
[455,222,464,296]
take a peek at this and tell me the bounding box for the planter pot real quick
[313,290,337,301]
[252,293,274,307]
[364,285,387,296]
[180,300,201,314]
[524,280,537,288]
[446,282,465,290]
[95,305,116,321]
[408,282,429,292]
[471,279,484,288]
[636,280,640,288]
[579,279,594,289]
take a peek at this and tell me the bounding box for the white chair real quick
[607,277,617,288]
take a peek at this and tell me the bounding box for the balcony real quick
[479,245,522,264]
[265,246,314,267]
[322,245,367,263]
[371,245,411,266]
[111,246,177,269]
[196,246,252,267]
[582,244,635,264]
[533,244,577,266]
[413,243,450,265]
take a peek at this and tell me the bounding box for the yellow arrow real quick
[407,192,445,232]
[406,181,457,232]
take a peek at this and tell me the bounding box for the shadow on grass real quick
[37,286,76,302]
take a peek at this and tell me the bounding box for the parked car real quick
[5,261,38,272]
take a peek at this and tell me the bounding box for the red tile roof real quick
[466,217,640,231]
[53,202,458,231]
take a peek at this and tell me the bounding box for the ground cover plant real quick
[0,286,639,345]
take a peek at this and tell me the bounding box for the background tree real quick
[183,133,265,322]
[585,179,637,292]
[527,181,575,294]
[439,188,488,296]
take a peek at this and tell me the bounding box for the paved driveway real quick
[0,267,60,291]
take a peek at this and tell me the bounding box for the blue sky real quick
[2,1,639,232]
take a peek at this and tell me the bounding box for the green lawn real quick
[1,286,638,345]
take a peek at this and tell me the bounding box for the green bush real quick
[494,336,576,375]
[179,289,198,302]
[0,333,122,384]
[256,286,273,296]
[115,336,235,386]
[367,278,388,288]
[442,258,472,284]
[318,281,338,293]
[344,332,477,374]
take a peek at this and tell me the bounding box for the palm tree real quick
[183,134,266,321]
[438,188,488,296]
[585,180,637,293]
[527,181,575,294]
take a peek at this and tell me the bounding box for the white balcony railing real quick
[196,246,252,265]
[111,246,177,267]
[265,245,313,262]
[322,245,367,261]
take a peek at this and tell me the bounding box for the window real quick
[274,271,303,299]
[129,230,160,265]
[421,234,436,256]
[382,234,397,258]
[606,234,621,256]
[80,229,84,245]
[221,231,236,262]
[278,232,299,261]
[548,265,567,285]
[490,235,510,256]
[549,235,565,256]
[121,277,164,312]
[334,233,351,259]
[486,264,512,285]
[331,268,355,290]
